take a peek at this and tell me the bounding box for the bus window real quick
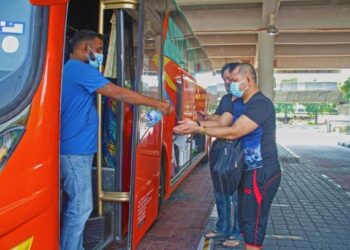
[0,0,47,171]
[138,13,163,141]
[0,0,47,120]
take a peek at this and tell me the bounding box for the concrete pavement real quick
[137,144,350,250]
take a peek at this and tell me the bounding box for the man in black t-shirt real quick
[174,63,281,250]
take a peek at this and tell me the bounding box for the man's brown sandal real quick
[222,236,241,248]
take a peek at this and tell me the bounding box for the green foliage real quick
[281,77,298,84]
[275,103,296,123]
[302,103,337,115]
[301,103,337,124]
[275,103,295,114]
[338,77,350,102]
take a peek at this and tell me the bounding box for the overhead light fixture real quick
[267,13,279,36]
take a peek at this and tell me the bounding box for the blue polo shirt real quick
[60,60,109,155]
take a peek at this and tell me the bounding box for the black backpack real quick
[209,99,244,194]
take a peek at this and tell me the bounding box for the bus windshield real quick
[0,0,45,119]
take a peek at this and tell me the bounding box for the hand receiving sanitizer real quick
[145,109,163,127]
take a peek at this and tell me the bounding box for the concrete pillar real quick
[258,31,275,101]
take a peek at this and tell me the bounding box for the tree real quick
[275,103,295,123]
[303,103,337,124]
[338,77,350,103]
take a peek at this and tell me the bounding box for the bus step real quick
[83,216,106,250]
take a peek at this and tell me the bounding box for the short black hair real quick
[70,29,103,51]
[220,62,240,79]
[239,63,257,83]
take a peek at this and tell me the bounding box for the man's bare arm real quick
[179,112,233,128]
[199,112,234,127]
[96,82,171,114]
[205,115,258,139]
[174,115,258,140]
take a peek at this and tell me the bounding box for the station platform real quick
[137,144,350,250]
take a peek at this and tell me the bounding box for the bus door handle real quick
[100,191,130,202]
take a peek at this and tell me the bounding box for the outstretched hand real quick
[174,124,199,135]
[173,118,200,135]
[177,118,198,126]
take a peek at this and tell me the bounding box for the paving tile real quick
[137,162,214,250]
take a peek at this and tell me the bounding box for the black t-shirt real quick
[223,92,280,173]
[244,92,279,171]
[215,93,233,115]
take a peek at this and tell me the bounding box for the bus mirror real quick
[29,0,68,6]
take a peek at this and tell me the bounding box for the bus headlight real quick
[0,126,25,172]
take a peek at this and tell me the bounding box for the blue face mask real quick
[87,48,103,68]
[229,81,245,97]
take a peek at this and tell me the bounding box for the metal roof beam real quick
[275,56,350,69]
[184,5,350,33]
[261,0,280,27]
[275,44,350,56]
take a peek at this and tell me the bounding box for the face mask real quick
[87,48,103,68]
[229,81,245,97]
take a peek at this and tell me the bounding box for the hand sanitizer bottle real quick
[145,110,163,127]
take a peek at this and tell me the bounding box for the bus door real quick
[83,2,138,249]
[63,0,136,248]
[90,0,165,249]
[126,0,166,248]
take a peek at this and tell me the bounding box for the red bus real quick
[0,0,212,249]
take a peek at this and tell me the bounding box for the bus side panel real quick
[131,124,162,247]
[162,59,208,199]
[0,4,67,249]
[181,71,196,120]
[195,86,208,113]
[122,105,134,235]
[162,59,180,198]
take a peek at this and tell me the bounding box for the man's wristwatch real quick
[199,126,207,134]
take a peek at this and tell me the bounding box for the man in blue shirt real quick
[60,30,171,250]
[174,63,281,250]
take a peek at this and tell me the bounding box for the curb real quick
[196,237,212,250]
[278,144,300,163]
